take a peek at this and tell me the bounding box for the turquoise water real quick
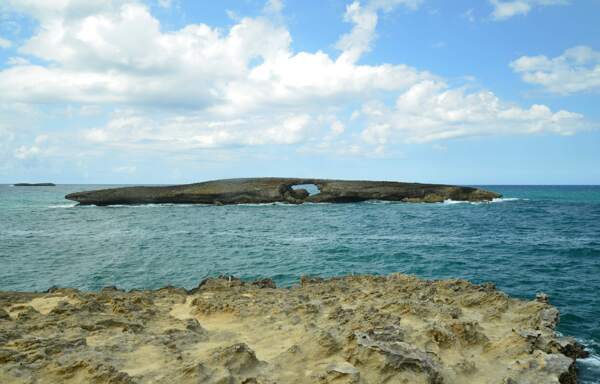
[1,184,599,382]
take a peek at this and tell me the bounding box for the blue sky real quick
[0,0,598,184]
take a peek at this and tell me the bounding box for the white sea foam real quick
[236,202,300,207]
[442,197,524,205]
[97,203,206,208]
[580,354,600,368]
[442,199,469,205]
[573,337,600,374]
[56,199,524,208]
[48,204,77,208]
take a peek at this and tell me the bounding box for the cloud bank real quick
[0,0,588,169]
[511,46,600,94]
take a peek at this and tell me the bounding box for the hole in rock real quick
[291,184,320,196]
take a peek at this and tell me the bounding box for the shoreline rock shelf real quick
[0,274,587,383]
[65,177,501,206]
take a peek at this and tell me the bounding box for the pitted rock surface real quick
[0,274,586,383]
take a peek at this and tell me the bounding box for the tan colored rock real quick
[0,274,587,383]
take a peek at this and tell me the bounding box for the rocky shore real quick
[0,274,587,383]
[65,178,501,206]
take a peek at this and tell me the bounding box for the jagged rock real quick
[0,274,586,383]
[316,330,341,356]
[250,279,276,289]
[322,362,361,383]
[210,343,261,374]
[0,308,10,320]
[553,337,589,359]
[449,320,489,345]
[536,292,550,303]
[65,177,501,206]
[355,327,443,384]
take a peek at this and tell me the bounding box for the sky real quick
[0,0,599,185]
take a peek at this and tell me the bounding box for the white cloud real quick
[5,0,131,22]
[12,134,51,162]
[1,1,431,114]
[336,0,422,63]
[489,0,569,20]
[263,0,284,14]
[511,46,600,94]
[82,110,319,150]
[0,36,12,48]
[359,80,584,144]
[0,0,588,163]
[14,144,41,160]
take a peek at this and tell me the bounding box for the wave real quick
[235,202,301,207]
[573,336,600,376]
[47,204,77,208]
[55,198,524,208]
[581,353,600,368]
[442,197,524,205]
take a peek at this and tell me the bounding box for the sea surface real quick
[1,184,599,382]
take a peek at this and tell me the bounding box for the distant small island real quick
[13,183,56,187]
[65,177,501,206]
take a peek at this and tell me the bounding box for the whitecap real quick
[99,203,206,208]
[443,199,469,205]
[47,204,77,209]
[492,197,523,203]
[236,202,300,207]
[441,197,524,205]
[580,353,600,368]
[363,200,398,205]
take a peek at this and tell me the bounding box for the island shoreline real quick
[65,177,501,206]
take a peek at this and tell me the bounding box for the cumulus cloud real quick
[0,1,430,113]
[4,0,131,22]
[82,110,332,151]
[511,46,600,94]
[0,0,588,164]
[358,80,584,145]
[336,0,422,63]
[489,0,569,20]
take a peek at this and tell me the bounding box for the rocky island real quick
[0,274,587,383]
[13,183,56,187]
[65,178,500,206]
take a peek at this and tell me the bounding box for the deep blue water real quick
[1,184,599,382]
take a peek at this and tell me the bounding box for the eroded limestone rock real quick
[0,274,586,383]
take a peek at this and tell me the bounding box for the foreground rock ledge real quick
[0,274,587,384]
[65,177,501,205]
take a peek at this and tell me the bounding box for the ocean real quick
[1,184,599,382]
